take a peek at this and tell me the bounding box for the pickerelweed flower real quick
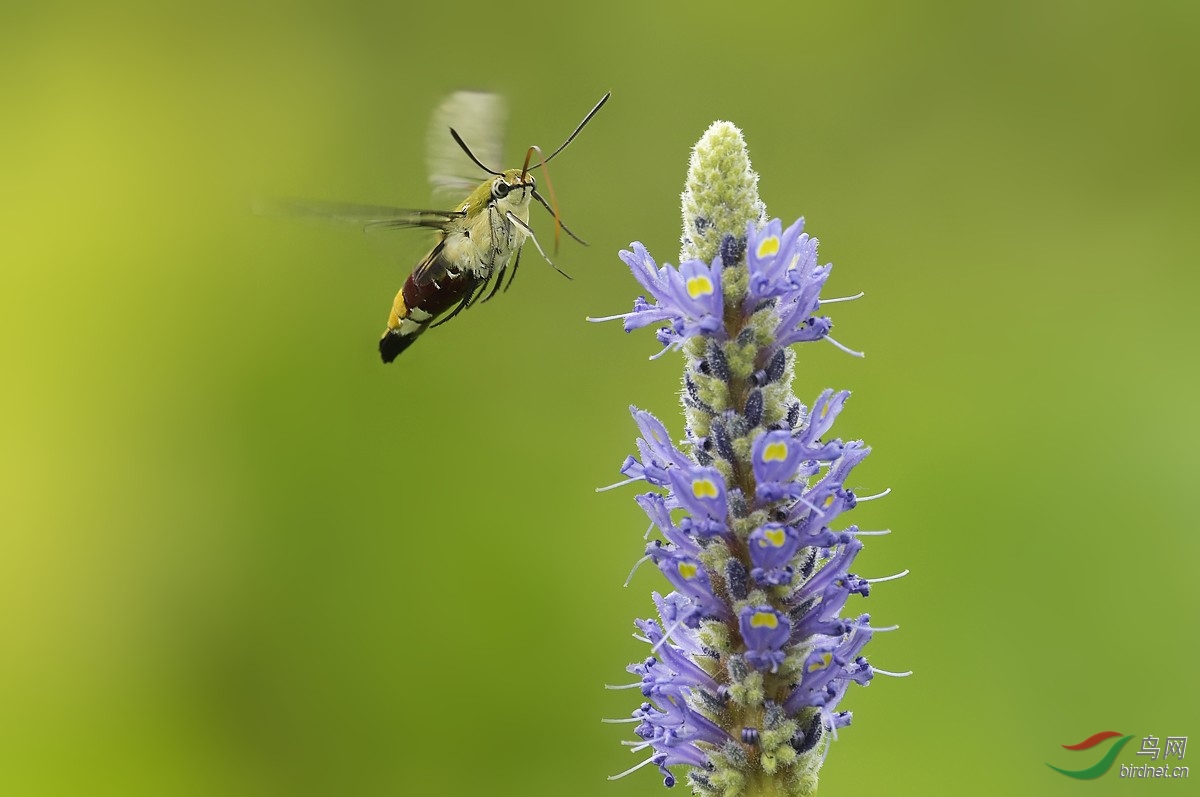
[592,122,908,796]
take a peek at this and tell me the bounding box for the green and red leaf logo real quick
[1047,731,1135,779]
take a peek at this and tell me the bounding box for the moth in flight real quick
[276,91,609,363]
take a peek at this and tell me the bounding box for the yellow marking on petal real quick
[750,611,779,629]
[756,236,780,259]
[692,478,719,500]
[764,528,787,547]
[762,441,789,462]
[807,653,833,673]
[677,561,699,580]
[823,495,836,509]
[686,275,714,299]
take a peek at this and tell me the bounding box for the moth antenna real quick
[532,190,587,245]
[520,145,535,182]
[449,127,503,176]
[523,145,563,253]
[544,91,611,164]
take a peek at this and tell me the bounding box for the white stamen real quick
[816,720,835,763]
[643,521,655,540]
[856,487,891,502]
[820,291,865,305]
[866,569,910,584]
[624,555,651,588]
[869,623,901,633]
[651,617,684,655]
[586,312,632,323]
[823,711,840,748]
[601,717,641,724]
[604,682,642,690]
[793,495,825,517]
[849,528,892,536]
[596,477,640,493]
[648,343,679,361]
[607,755,660,781]
[825,335,865,358]
[872,667,914,677]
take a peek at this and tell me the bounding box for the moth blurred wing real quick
[257,198,463,232]
[426,91,507,202]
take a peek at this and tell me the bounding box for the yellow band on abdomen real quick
[387,288,409,331]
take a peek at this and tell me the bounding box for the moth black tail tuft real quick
[379,330,420,363]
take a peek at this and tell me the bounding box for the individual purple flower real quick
[785,623,876,716]
[589,246,725,345]
[752,429,815,502]
[622,242,670,302]
[789,442,871,529]
[782,259,831,319]
[612,407,693,490]
[636,493,698,553]
[656,555,731,621]
[631,618,721,697]
[650,591,712,637]
[797,389,850,450]
[664,257,725,335]
[633,407,692,469]
[633,698,730,756]
[790,537,867,609]
[745,217,811,303]
[626,698,732,787]
[775,312,833,349]
[739,606,791,673]
[748,523,802,586]
[666,463,728,537]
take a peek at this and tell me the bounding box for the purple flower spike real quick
[600,123,904,792]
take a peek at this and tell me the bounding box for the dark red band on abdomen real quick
[402,270,475,319]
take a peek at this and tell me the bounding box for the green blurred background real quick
[3,1,1198,795]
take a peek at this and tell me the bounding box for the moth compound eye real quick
[492,179,511,199]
